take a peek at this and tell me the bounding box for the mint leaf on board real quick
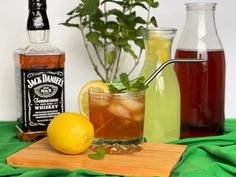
[88,148,105,160]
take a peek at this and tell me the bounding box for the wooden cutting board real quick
[7,138,186,177]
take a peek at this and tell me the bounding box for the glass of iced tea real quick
[88,90,145,154]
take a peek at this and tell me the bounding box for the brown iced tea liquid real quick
[175,50,225,138]
[15,54,65,141]
[89,92,145,154]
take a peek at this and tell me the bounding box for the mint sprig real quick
[108,73,148,93]
[88,148,106,160]
[62,0,159,82]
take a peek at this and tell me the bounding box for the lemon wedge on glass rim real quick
[78,80,110,118]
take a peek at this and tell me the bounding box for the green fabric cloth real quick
[1,120,236,177]
[171,120,236,177]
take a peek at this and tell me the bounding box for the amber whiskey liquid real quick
[15,54,65,141]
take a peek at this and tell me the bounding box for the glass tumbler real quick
[88,90,145,154]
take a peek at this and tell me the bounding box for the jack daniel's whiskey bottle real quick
[14,0,65,141]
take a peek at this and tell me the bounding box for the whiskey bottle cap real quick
[27,0,49,30]
[29,0,47,10]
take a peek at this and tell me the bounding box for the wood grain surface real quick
[7,138,186,177]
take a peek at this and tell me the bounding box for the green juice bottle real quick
[140,28,180,143]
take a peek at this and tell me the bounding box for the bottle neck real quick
[185,9,217,36]
[177,3,223,51]
[27,30,49,43]
[27,9,50,43]
[143,28,176,64]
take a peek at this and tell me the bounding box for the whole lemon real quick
[47,112,94,154]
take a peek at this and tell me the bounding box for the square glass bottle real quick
[14,0,65,141]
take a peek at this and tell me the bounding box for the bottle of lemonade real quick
[140,28,180,143]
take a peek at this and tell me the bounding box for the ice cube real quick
[132,113,144,122]
[108,101,131,119]
[120,99,144,112]
[90,94,111,107]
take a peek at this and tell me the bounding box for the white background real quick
[0,0,235,121]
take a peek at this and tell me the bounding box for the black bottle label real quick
[28,0,49,30]
[21,68,64,132]
[27,10,49,30]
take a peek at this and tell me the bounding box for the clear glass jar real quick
[140,28,180,143]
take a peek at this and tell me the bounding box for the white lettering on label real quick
[27,76,42,88]
[27,73,64,88]
[42,74,64,87]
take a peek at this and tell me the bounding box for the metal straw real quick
[144,58,207,86]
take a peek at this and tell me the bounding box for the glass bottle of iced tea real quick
[174,3,225,138]
[14,0,65,141]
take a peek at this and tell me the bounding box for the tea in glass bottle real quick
[174,3,225,138]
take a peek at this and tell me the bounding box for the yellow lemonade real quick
[140,29,180,143]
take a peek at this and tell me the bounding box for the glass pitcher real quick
[140,27,180,143]
[174,3,225,138]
